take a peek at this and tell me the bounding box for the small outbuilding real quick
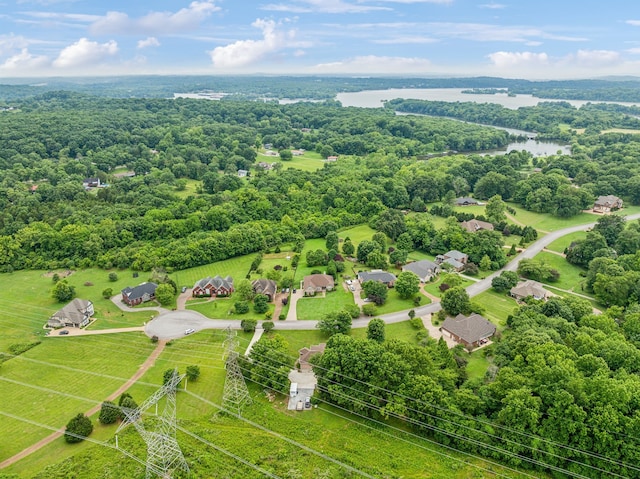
[455,197,479,206]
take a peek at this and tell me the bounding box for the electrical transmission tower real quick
[222,326,252,415]
[116,369,190,479]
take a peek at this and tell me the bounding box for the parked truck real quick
[290,382,298,397]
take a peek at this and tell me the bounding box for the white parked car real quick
[184,328,195,335]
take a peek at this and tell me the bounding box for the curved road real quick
[146,213,640,339]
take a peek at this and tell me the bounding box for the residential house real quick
[593,195,623,213]
[257,162,274,170]
[441,313,496,349]
[291,149,305,156]
[510,280,550,301]
[302,274,335,296]
[435,250,468,272]
[326,156,338,162]
[264,150,279,157]
[454,197,479,206]
[237,169,249,178]
[460,219,494,233]
[47,299,94,328]
[357,270,397,287]
[121,282,158,306]
[297,343,326,372]
[83,177,101,188]
[192,276,234,297]
[402,260,440,282]
[252,278,278,302]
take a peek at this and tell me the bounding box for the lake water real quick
[336,88,640,110]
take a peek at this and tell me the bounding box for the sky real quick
[1,0,640,79]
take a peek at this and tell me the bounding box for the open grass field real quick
[169,253,257,290]
[172,178,201,199]
[506,204,598,232]
[14,386,538,479]
[278,151,327,172]
[545,231,585,254]
[296,286,355,320]
[351,319,424,345]
[0,332,155,467]
[472,290,518,330]
[0,269,153,350]
[337,223,378,246]
[534,251,588,293]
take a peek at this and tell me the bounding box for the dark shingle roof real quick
[357,270,397,284]
[442,314,496,345]
[402,260,439,279]
[122,282,157,301]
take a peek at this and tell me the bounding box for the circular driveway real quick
[144,310,218,339]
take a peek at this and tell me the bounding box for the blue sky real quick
[1,0,639,78]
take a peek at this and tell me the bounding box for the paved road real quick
[143,213,640,339]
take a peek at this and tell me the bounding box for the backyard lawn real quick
[186,294,275,320]
[545,231,585,254]
[466,350,491,381]
[170,254,257,291]
[472,290,518,330]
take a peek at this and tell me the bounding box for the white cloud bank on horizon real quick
[90,1,220,35]
[209,19,296,68]
[310,55,432,74]
[52,37,118,68]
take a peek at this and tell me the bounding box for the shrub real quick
[186,365,201,382]
[108,272,118,282]
[362,303,378,316]
[279,313,286,320]
[64,413,93,443]
[263,321,275,333]
[241,319,257,332]
[99,401,118,425]
[234,300,250,314]
[102,288,113,299]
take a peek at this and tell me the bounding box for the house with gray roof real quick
[402,260,440,282]
[510,280,550,301]
[192,276,234,297]
[435,250,468,272]
[441,313,496,349]
[357,270,397,287]
[460,219,494,233]
[455,197,479,206]
[593,195,623,213]
[121,282,158,306]
[252,278,278,302]
[47,299,94,328]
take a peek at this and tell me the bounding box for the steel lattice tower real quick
[222,327,252,415]
[116,369,190,479]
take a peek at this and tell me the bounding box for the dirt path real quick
[542,248,566,258]
[0,341,166,469]
[505,212,526,227]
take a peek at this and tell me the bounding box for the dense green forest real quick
[2,92,640,272]
[3,75,640,101]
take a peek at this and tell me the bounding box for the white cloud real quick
[627,47,640,54]
[18,11,100,22]
[0,34,30,55]
[486,49,624,78]
[479,2,506,8]
[261,0,390,14]
[373,35,438,44]
[569,49,620,67]
[373,0,451,3]
[311,55,432,74]
[53,37,118,68]
[137,37,160,49]
[626,20,640,27]
[487,51,549,68]
[209,19,295,68]
[0,48,49,70]
[90,1,220,35]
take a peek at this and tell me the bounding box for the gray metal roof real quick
[442,314,496,344]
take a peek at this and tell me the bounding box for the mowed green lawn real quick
[534,251,588,293]
[545,231,585,254]
[278,151,326,172]
[0,269,154,349]
[506,204,598,232]
[186,294,276,320]
[296,287,355,320]
[472,290,518,330]
[0,332,155,465]
[371,287,431,316]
